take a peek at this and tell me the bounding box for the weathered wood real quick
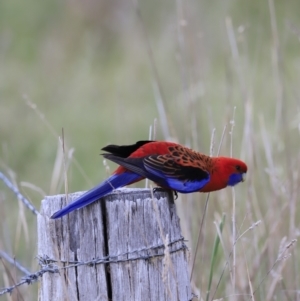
[38,188,192,301]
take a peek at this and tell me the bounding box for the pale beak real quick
[241,173,246,182]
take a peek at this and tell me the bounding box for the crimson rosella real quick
[51,140,247,219]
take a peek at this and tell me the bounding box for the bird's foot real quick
[152,187,162,194]
[152,187,178,200]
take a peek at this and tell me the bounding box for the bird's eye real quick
[236,165,241,171]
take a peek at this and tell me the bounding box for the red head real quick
[200,157,247,192]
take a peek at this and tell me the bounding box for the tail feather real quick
[51,172,140,219]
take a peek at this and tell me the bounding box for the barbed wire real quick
[0,170,39,294]
[0,250,31,276]
[0,171,39,215]
[0,236,187,296]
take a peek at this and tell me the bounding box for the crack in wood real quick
[101,198,112,300]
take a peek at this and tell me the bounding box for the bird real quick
[51,140,247,219]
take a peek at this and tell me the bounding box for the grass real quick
[1,0,300,300]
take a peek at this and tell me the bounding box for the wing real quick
[103,153,210,193]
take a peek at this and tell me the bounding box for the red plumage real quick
[111,141,247,192]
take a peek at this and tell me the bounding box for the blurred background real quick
[1,0,300,300]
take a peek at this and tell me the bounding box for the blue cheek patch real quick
[228,173,243,186]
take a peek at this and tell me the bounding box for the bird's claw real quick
[152,187,164,194]
[152,187,178,200]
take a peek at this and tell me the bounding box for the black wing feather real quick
[102,154,150,178]
[101,140,153,158]
[144,155,209,182]
[103,154,209,183]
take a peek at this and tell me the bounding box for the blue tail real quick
[51,172,140,219]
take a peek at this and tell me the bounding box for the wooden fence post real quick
[38,188,193,301]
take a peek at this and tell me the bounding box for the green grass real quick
[1,0,300,300]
